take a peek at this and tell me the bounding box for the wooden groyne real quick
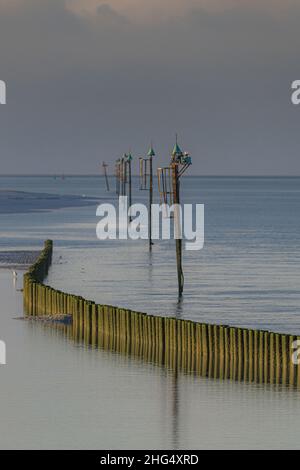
[23,240,300,387]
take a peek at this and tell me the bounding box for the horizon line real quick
[1,174,300,178]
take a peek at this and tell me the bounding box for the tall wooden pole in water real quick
[139,145,155,250]
[171,136,192,298]
[102,162,110,191]
[127,153,132,212]
[122,155,126,196]
[172,162,183,297]
[147,145,155,250]
[115,159,120,196]
[125,153,133,222]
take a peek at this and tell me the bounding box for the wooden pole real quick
[103,162,110,191]
[115,162,120,196]
[122,158,126,196]
[128,158,132,223]
[172,163,183,297]
[149,154,153,250]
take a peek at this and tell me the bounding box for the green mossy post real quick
[269,333,275,385]
[297,336,300,388]
[289,336,295,387]
[282,335,287,385]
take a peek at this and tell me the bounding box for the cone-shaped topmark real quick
[147,145,155,157]
[172,142,183,157]
[172,133,183,158]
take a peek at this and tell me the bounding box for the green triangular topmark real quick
[172,142,183,157]
[147,146,155,157]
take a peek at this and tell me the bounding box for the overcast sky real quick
[0,0,300,175]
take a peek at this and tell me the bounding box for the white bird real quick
[12,270,18,287]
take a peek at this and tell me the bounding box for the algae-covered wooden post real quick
[102,161,110,192]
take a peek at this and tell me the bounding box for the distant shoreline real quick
[0,190,99,214]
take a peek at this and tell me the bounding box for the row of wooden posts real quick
[23,240,300,387]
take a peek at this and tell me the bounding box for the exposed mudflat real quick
[0,190,98,214]
[0,250,41,268]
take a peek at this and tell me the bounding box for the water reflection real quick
[24,315,300,449]
[36,317,300,390]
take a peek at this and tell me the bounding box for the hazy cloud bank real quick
[0,0,299,174]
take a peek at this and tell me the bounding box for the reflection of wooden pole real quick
[172,163,183,297]
[149,155,153,250]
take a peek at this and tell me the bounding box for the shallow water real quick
[1,176,299,334]
[1,176,300,448]
[1,270,300,449]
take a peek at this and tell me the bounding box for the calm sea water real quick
[1,270,300,450]
[1,176,300,334]
[1,176,300,449]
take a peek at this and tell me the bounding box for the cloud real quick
[0,0,300,174]
[66,0,300,21]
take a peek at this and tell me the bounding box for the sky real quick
[0,0,300,175]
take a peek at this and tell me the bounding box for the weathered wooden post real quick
[117,153,133,222]
[115,156,126,197]
[126,153,133,221]
[102,161,110,191]
[121,155,126,196]
[157,136,192,297]
[148,146,154,249]
[139,144,155,250]
[115,159,120,196]
[172,160,183,297]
